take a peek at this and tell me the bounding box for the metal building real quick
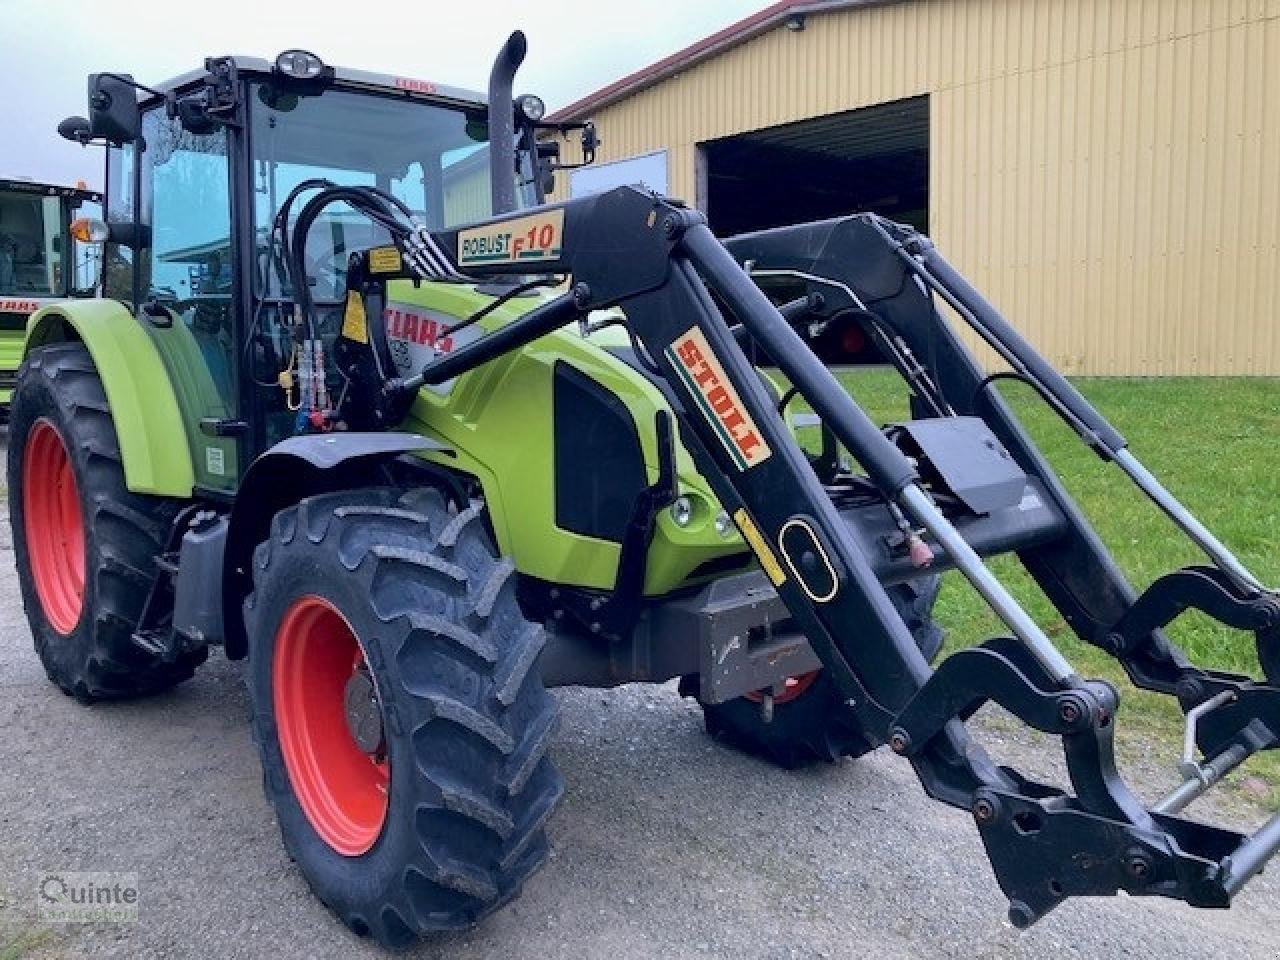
[550,0,1280,376]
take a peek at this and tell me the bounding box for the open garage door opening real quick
[700,95,928,238]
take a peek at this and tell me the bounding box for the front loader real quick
[8,33,1279,947]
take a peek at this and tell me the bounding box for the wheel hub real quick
[22,418,86,635]
[344,666,385,755]
[272,595,390,856]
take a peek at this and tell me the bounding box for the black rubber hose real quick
[680,224,920,497]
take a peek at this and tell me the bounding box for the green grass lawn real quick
[791,370,1280,807]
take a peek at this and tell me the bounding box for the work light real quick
[517,94,546,123]
[275,49,326,80]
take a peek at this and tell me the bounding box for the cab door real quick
[132,106,240,492]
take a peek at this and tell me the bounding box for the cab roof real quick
[0,177,102,202]
[146,55,488,111]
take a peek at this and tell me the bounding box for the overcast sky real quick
[0,0,765,190]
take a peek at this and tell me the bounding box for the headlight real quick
[517,94,546,123]
[714,510,734,538]
[669,496,693,528]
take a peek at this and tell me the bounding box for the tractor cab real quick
[58,47,595,492]
[0,177,101,407]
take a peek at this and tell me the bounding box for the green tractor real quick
[13,35,1280,948]
[0,176,101,413]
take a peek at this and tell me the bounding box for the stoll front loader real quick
[0,177,101,415]
[11,34,1280,948]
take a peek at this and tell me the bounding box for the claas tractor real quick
[0,176,101,414]
[11,34,1280,948]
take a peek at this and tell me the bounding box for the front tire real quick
[244,488,562,948]
[7,343,205,701]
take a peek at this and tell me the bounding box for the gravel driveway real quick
[0,435,1276,959]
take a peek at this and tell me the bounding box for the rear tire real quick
[244,487,562,948]
[698,576,944,769]
[7,343,206,701]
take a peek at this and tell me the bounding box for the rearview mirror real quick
[536,141,560,195]
[580,121,599,162]
[87,73,141,144]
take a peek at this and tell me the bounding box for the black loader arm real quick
[353,186,1280,927]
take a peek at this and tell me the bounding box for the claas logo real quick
[385,308,455,353]
[666,327,772,471]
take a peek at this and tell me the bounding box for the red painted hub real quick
[273,596,389,856]
[745,670,820,706]
[23,419,86,634]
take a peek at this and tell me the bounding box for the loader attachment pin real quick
[759,691,774,724]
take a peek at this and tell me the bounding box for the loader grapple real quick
[341,185,1280,926]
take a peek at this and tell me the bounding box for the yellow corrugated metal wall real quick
[560,0,1280,375]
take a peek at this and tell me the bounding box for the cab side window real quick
[0,193,61,296]
[139,110,235,409]
[103,144,135,304]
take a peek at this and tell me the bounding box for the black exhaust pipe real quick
[488,30,527,216]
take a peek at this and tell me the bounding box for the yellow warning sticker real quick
[342,292,368,344]
[733,508,786,587]
[457,209,564,268]
[368,246,402,274]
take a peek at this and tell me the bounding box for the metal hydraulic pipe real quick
[1223,812,1280,896]
[682,224,1077,686]
[1114,450,1268,594]
[889,228,1270,596]
[898,484,1076,684]
[680,225,920,497]
[1153,742,1252,815]
[884,230,1127,455]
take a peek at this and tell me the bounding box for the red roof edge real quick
[548,0,884,122]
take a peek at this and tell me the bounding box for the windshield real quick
[0,189,65,297]
[250,83,536,299]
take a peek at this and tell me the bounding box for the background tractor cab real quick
[54,46,597,493]
[0,177,101,411]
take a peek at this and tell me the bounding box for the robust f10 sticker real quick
[457,209,564,268]
[664,326,772,470]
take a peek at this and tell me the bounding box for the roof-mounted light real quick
[274,49,326,80]
[516,94,546,123]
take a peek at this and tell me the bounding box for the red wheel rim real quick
[273,596,389,856]
[23,419,86,635]
[745,670,820,706]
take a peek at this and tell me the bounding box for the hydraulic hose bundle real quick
[269,181,472,430]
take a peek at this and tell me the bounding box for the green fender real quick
[26,301,195,497]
